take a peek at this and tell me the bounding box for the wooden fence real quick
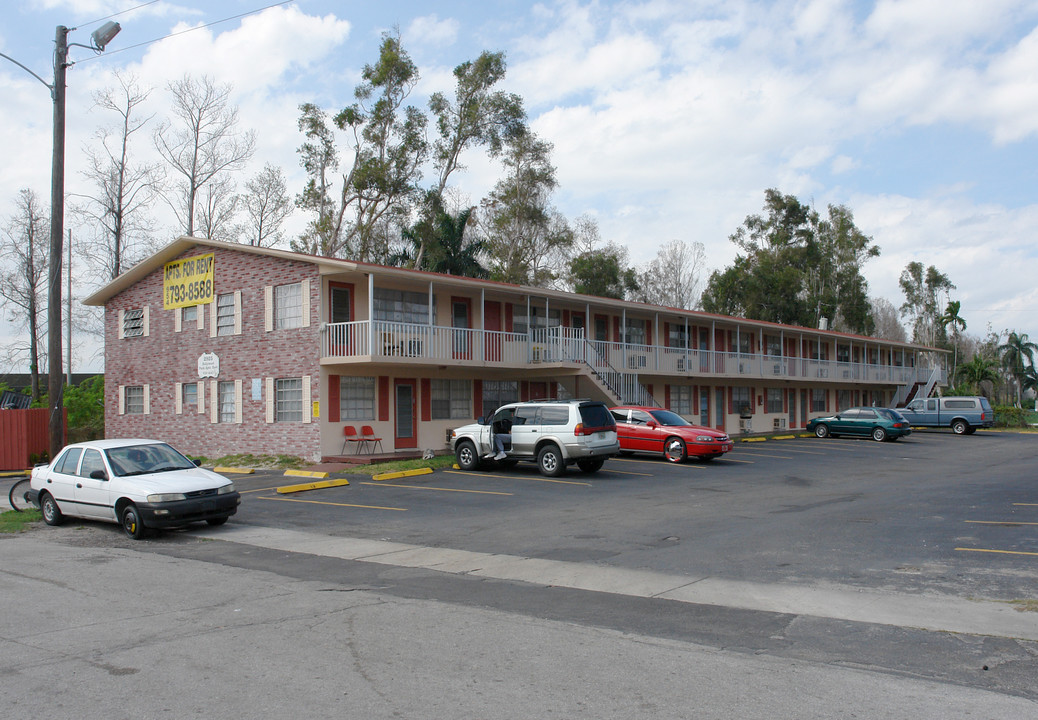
[0,409,66,471]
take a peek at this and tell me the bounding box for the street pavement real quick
[2,523,1036,719]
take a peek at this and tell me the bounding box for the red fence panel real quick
[0,409,67,471]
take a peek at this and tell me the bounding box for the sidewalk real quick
[192,524,1038,642]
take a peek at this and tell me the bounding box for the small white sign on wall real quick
[198,352,220,378]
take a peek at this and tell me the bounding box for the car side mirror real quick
[193,458,202,467]
[647,420,658,429]
[90,469,108,481]
[477,416,486,425]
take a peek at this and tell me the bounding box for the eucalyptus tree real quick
[295,32,427,261]
[898,262,955,346]
[700,190,878,332]
[478,127,573,286]
[568,242,639,300]
[413,51,526,269]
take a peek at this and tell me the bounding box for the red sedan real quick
[609,406,733,463]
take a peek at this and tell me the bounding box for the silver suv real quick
[450,399,620,476]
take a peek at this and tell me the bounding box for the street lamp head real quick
[90,21,121,52]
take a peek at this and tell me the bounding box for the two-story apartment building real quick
[85,237,947,462]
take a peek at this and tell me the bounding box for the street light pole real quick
[3,22,119,456]
[48,26,69,458]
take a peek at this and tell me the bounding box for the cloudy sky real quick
[2,0,1037,373]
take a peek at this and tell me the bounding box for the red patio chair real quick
[341,425,367,455]
[361,425,384,454]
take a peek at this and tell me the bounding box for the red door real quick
[394,379,418,449]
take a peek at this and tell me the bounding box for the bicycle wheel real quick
[8,478,34,512]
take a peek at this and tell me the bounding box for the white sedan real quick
[29,438,240,539]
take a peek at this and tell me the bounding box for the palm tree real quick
[939,300,966,381]
[955,355,999,397]
[1022,364,1038,412]
[997,331,1038,406]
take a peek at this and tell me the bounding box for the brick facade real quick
[104,245,323,461]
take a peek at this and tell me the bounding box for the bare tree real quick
[241,164,292,247]
[154,74,255,237]
[77,71,162,280]
[636,239,707,310]
[196,175,240,241]
[870,296,907,342]
[0,189,49,402]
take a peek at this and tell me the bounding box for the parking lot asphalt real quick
[221,430,1038,597]
[4,430,1038,711]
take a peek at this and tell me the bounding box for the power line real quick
[76,0,296,62]
[81,0,164,29]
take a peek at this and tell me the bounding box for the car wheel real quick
[576,458,605,473]
[664,437,687,463]
[455,440,480,471]
[814,424,830,438]
[206,517,228,526]
[872,427,887,442]
[537,445,565,477]
[40,492,64,526]
[951,420,968,435]
[120,504,148,540]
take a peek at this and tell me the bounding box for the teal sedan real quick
[807,407,912,442]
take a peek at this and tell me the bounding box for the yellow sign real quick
[163,253,214,310]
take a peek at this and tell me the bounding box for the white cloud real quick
[405,15,460,49]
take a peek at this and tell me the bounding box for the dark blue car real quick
[807,407,912,442]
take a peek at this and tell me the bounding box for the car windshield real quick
[648,409,691,426]
[106,443,196,477]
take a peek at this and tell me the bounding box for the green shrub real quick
[993,405,1029,428]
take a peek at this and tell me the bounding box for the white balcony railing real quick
[321,320,940,386]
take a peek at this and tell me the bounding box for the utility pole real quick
[49,25,68,458]
[67,228,72,386]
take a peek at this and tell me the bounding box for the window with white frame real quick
[275,282,303,329]
[736,333,751,354]
[732,386,751,415]
[624,318,647,346]
[123,309,145,338]
[183,305,198,325]
[374,288,433,324]
[512,306,561,334]
[668,325,689,349]
[218,381,236,423]
[811,389,826,412]
[431,379,470,420]
[276,378,303,422]
[766,335,782,356]
[766,388,783,413]
[671,385,693,416]
[216,293,235,336]
[124,385,145,414]
[836,344,851,363]
[837,389,852,411]
[182,382,198,411]
[339,376,375,420]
